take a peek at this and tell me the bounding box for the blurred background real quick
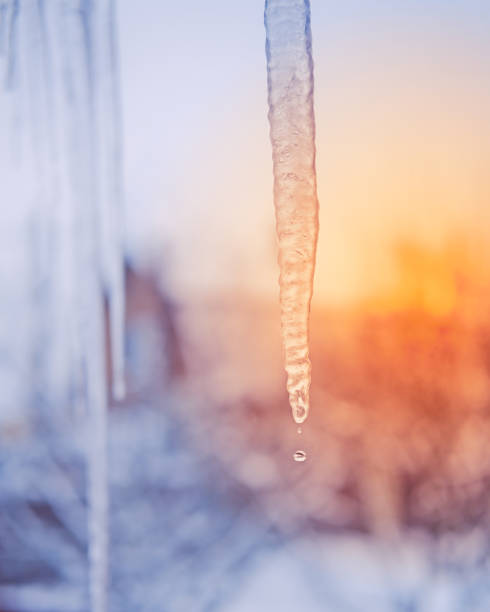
[3,0,490,610]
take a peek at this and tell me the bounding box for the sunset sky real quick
[119,0,490,305]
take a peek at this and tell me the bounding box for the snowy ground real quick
[3,291,490,611]
[1,393,490,612]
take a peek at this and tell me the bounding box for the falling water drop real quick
[297,426,302,435]
[293,450,307,462]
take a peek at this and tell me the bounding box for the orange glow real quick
[311,21,490,306]
[364,240,471,317]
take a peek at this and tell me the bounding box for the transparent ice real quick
[264,0,319,424]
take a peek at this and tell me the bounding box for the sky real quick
[118,0,490,305]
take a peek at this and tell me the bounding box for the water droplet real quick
[293,404,307,423]
[293,450,306,462]
[297,427,302,435]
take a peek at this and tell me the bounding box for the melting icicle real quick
[264,0,319,424]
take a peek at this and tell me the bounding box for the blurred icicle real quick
[62,2,110,610]
[5,0,19,89]
[264,0,319,424]
[0,1,126,610]
[0,2,8,56]
[93,0,126,401]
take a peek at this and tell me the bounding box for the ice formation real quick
[264,0,319,424]
[0,1,125,610]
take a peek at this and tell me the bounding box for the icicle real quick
[93,0,125,401]
[61,1,110,609]
[0,0,127,609]
[5,0,19,90]
[264,0,319,424]
[85,289,110,612]
[0,2,9,57]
